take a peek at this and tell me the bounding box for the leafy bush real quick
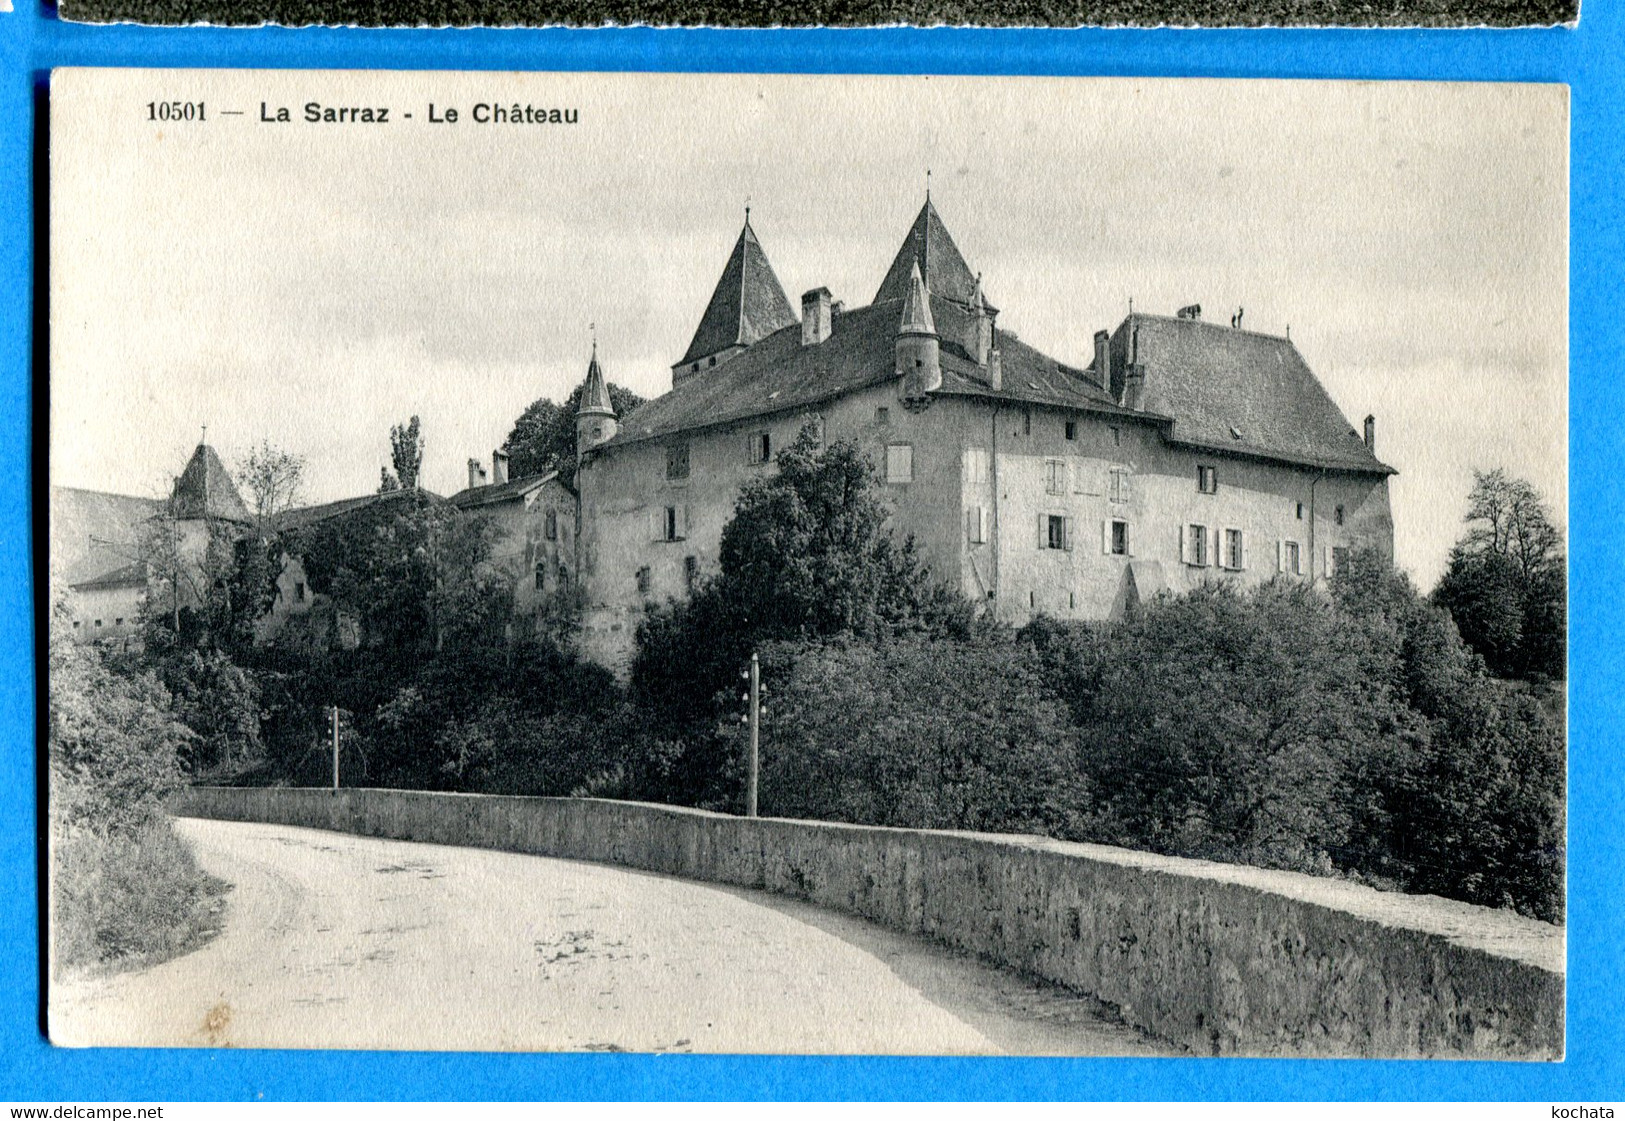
[757,634,1089,836]
[48,602,225,972]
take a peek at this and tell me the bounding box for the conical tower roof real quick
[874,198,986,310]
[578,342,615,416]
[677,215,798,367]
[898,260,936,336]
[170,443,250,523]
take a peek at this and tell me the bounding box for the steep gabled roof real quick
[447,471,561,511]
[1123,314,1394,475]
[874,199,986,311]
[170,444,251,523]
[50,485,162,587]
[677,217,798,367]
[611,295,1131,449]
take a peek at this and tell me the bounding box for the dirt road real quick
[50,817,1172,1054]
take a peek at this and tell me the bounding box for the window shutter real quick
[1121,472,1132,503]
[1063,517,1074,552]
[1125,522,1134,557]
[1238,530,1246,570]
[1215,527,1223,567]
[650,508,661,543]
[682,505,692,537]
[980,506,990,544]
[1179,524,1189,565]
[1040,514,1048,549]
[1102,519,1111,555]
[1276,540,1283,573]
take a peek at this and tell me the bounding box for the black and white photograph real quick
[46,68,1566,1058]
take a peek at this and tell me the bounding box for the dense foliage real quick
[1432,469,1566,682]
[49,602,225,971]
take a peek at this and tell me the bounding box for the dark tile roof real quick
[50,485,161,586]
[1124,314,1394,475]
[874,199,988,312]
[170,443,252,523]
[447,471,560,510]
[677,218,798,367]
[72,560,146,590]
[608,294,1134,449]
[273,487,437,532]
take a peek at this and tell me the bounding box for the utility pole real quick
[331,705,340,791]
[746,652,760,818]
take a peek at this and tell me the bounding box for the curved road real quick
[51,817,1171,1054]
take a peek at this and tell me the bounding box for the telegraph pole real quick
[331,706,340,791]
[746,652,760,818]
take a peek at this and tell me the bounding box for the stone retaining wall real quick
[177,785,1564,1058]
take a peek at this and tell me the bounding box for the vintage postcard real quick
[47,68,1566,1057]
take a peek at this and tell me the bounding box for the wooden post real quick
[331,706,340,791]
[746,652,760,819]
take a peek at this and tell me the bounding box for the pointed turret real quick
[576,342,618,465]
[673,213,798,380]
[897,261,942,408]
[874,198,989,312]
[170,442,250,523]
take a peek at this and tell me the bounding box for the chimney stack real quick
[467,458,488,489]
[801,288,832,346]
[1093,330,1110,390]
[988,348,1002,392]
[1364,414,1376,452]
[491,448,509,485]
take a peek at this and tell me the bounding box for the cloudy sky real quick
[51,70,1566,589]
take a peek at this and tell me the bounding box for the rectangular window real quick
[751,432,772,464]
[94,619,102,627]
[1184,524,1209,566]
[535,561,546,591]
[115,617,123,627]
[1295,502,1305,520]
[1108,467,1131,504]
[1335,504,1346,526]
[665,443,690,481]
[963,446,989,484]
[1045,458,1067,495]
[295,581,307,602]
[1282,540,1302,575]
[1197,465,1218,494]
[1046,514,1068,550]
[1109,520,1130,556]
[662,505,687,542]
[1065,420,1077,441]
[1110,426,1121,447]
[545,509,558,540]
[875,406,890,427]
[684,555,699,592]
[885,444,914,484]
[636,566,651,595]
[967,505,989,544]
[1223,528,1245,570]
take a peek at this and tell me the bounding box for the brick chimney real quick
[491,448,509,485]
[801,288,832,346]
[467,458,487,489]
[1364,414,1376,452]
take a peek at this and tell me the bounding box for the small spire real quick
[200,423,207,447]
[925,168,931,200]
[899,259,937,337]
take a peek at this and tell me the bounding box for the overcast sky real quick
[51,70,1566,589]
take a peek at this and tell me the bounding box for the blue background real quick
[2,4,1617,1103]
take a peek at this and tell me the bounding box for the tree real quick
[503,380,645,489]
[1434,469,1566,680]
[379,415,424,492]
[236,441,307,533]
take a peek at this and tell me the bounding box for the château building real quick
[572,198,1395,670]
